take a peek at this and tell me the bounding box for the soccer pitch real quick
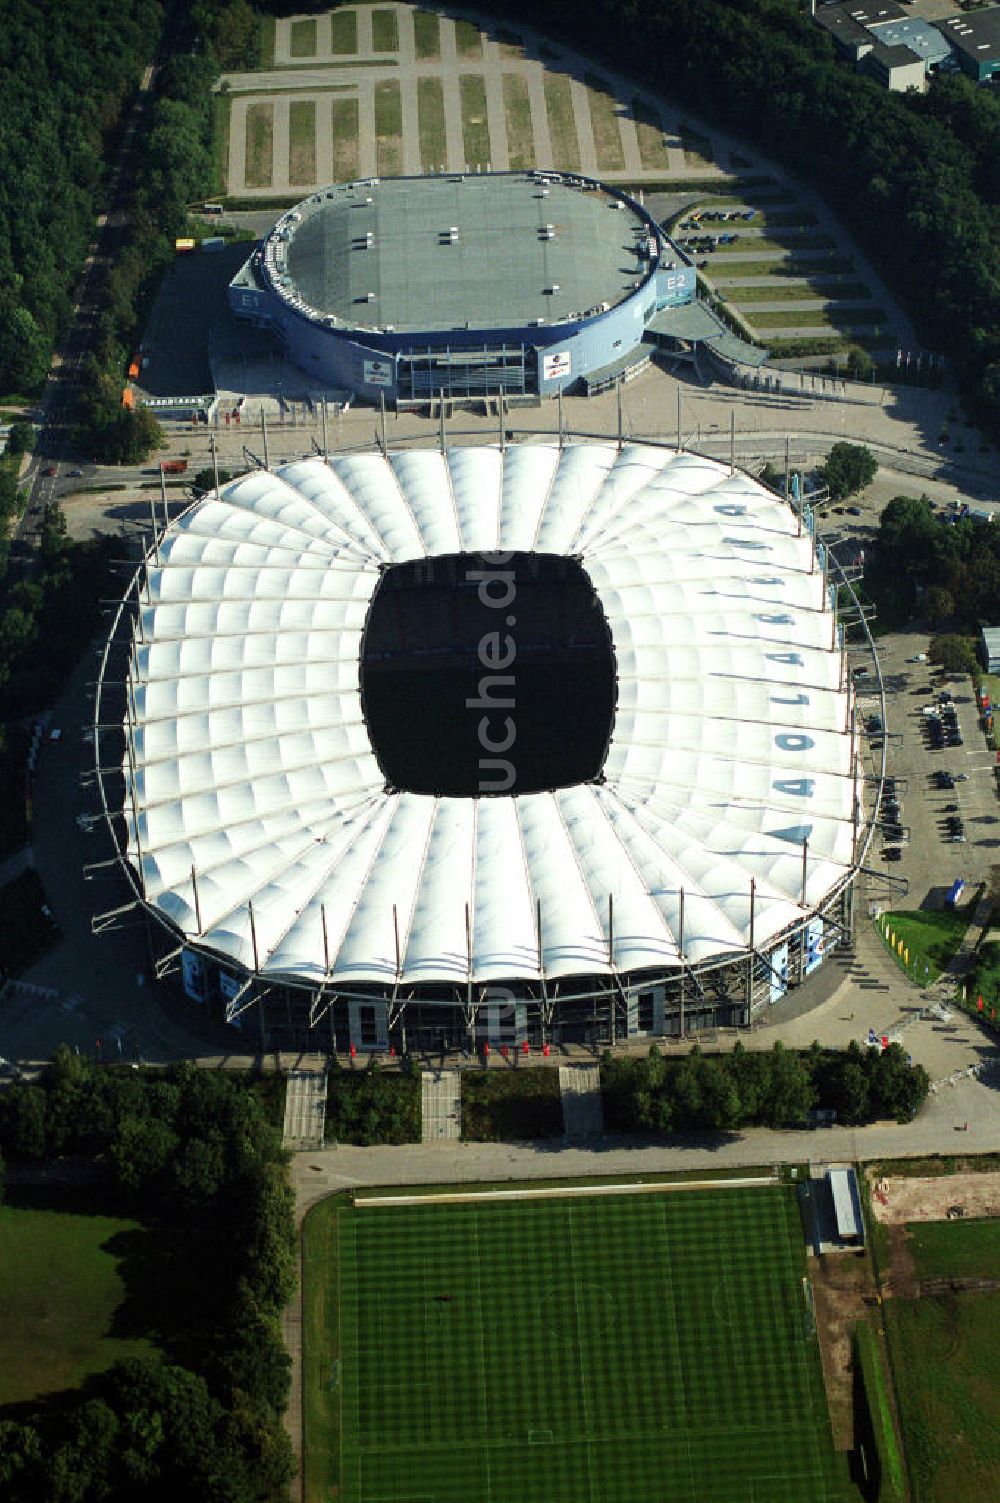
[304,1182,847,1503]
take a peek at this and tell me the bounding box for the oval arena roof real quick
[267,173,655,333]
[123,443,858,990]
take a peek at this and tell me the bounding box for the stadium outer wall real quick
[227,171,695,407]
[93,431,881,1058]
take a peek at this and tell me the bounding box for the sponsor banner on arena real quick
[181,949,207,1003]
[363,358,394,387]
[542,350,571,382]
[218,969,241,1002]
[804,917,826,975]
[770,942,789,1004]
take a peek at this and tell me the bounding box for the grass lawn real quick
[454,16,482,58]
[712,234,836,254]
[459,73,490,170]
[543,72,579,170]
[0,1207,155,1406]
[461,1067,563,1140]
[726,283,872,304]
[288,99,316,185]
[211,92,232,196]
[374,80,403,176]
[258,11,276,67]
[332,96,360,181]
[744,308,887,330]
[502,73,535,170]
[303,1183,845,1503]
[417,76,447,170]
[413,8,440,58]
[907,1217,1000,1281]
[708,257,853,277]
[245,100,274,189]
[371,7,398,52]
[678,122,714,167]
[888,1288,1000,1502]
[584,74,625,173]
[0,867,60,977]
[880,903,973,981]
[289,16,317,57]
[330,8,358,55]
[633,96,669,170]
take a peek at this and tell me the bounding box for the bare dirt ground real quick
[809,1250,874,1448]
[869,1169,1000,1224]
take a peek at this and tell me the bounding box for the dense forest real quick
[493,0,1000,442]
[0,1052,295,1502]
[0,0,258,451]
[0,0,161,398]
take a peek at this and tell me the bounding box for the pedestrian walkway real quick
[559,1064,604,1136]
[421,1069,461,1141]
[282,1064,327,1151]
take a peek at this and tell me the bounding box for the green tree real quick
[5,420,34,456]
[925,585,955,626]
[819,442,878,500]
[0,1082,48,1157]
[760,1042,815,1127]
[928,633,979,675]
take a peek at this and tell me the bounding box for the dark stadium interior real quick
[360,553,616,796]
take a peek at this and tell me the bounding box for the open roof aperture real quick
[360,552,617,796]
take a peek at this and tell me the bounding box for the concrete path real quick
[282,1065,327,1151]
[559,1064,604,1136]
[421,1069,461,1141]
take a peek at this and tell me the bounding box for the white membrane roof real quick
[123,444,858,987]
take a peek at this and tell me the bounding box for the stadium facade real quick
[227,171,695,406]
[96,439,878,1054]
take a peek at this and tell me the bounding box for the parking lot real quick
[857,630,999,910]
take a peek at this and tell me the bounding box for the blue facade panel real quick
[228,175,698,405]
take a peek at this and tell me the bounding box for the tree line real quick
[492,0,1000,444]
[74,0,260,461]
[863,493,1000,637]
[601,1039,929,1134]
[0,1049,296,1502]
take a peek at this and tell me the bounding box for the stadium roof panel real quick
[280,175,652,332]
[123,444,858,990]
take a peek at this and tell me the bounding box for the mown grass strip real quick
[413,8,440,58]
[330,8,358,55]
[374,79,403,175]
[460,73,490,170]
[289,16,317,58]
[244,100,274,189]
[288,99,316,185]
[417,76,447,171]
[502,73,535,170]
[584,74,625,173]
[371,7,398,52]
[455,16,483,57]
[332,96,360,181]
[543,72,579,171]
[633,96,669,171]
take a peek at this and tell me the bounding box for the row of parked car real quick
[923,693,963,751]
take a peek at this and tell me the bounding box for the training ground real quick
[302,1178,845,1502]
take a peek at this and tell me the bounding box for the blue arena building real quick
[228,171,696,406]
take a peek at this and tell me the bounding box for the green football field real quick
[304,1182,847,1503]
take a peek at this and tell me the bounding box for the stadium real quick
[227,171,696,405]
[95,438,875,1054]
